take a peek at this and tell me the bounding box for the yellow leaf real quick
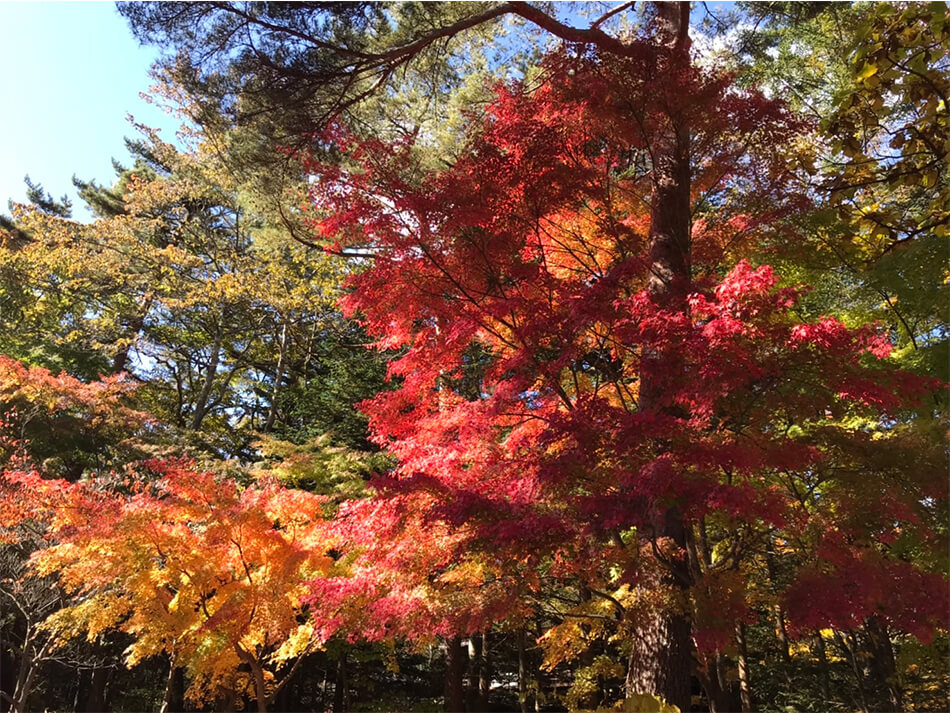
[594,694,681,713]
[856,63,879,82]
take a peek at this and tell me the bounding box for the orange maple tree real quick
[3,458,333,712]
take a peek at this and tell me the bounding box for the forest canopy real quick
[0,3,947,713]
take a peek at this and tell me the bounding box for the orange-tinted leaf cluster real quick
[2,458,332,709]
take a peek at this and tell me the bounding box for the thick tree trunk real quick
[626,609,692,712]
[813,631,832,705]
[78,665,110,713]
[333,652,348,713]
[625,4,694,712]
[444,636,466,713]
[865,616,903,712]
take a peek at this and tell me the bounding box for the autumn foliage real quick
[1,457,332,712]
[304,50,947,666]
[0,356,147,475]
[1,9,947,712]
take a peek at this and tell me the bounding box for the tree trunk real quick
[10,638,42,713]
[190,325,223,430]
[111,293,153,374]
[577,588,599,710]
[159,654,177,713]
[158,654,185,713]
[625,4,693,712]
[444,636,466,713]
[263,321,289,433]
[696,653,736,713]
[469,634,484,710]
[10,634,35,713]
[773,604,792,675]
[625,572,692,712]
[217,688,239,713]
[865,616,903,712]
[253,661,269,713]
[172,665,185,713]
[78,665,109,713]
[834,629,870,713]
[764,547,793,690]
[736,622,753,712]
[477,631,491,711]
[517,628,530,713]
[333,652,348,713]
[235,644,269,713]
[814,631,832,705]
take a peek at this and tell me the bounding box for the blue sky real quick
[0,2,181,222]
[0,2,738,224]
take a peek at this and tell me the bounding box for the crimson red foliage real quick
[303,51,944,646]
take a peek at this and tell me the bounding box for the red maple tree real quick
[305,36,946,710]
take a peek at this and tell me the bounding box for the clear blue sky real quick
[0,2,736,225]
[0,2,181,222]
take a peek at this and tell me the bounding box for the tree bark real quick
[77,665,109,713]
[10,635,35,713]
[478,630,491,711]
[517,628,530,713]
[333,652,348,713]
[10,635,45,713]
[695,653,737,713]
[469,631,491,711]
[764,546,792,690]
[813,630,832,705]
[865,616,903,712]
[625,4,694,712]
[111,293,153,374]
[444,636,466,713]
[263,321,289,433]
[834,629,870,713]
[577,587,600,710]
[159,654,177,713]
[773,604,793,677]
[172,665,185,713]
[190,325,223,430]
[234,644,269,713]
[737,622,753,712]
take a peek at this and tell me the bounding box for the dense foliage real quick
[1,2,946,713]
